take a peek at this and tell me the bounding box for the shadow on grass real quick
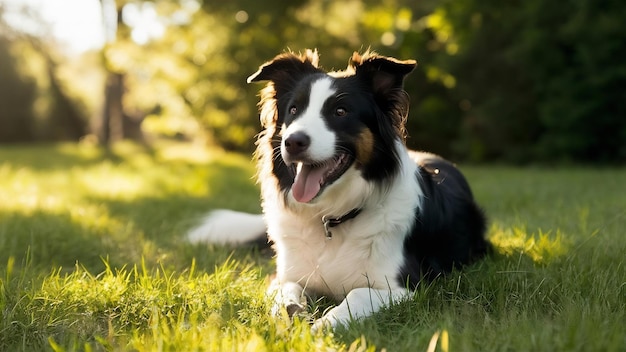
[0,210,113,271]
[0,196,272,277]
[90,193,271,269]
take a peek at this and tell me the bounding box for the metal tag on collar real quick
[322,215,340,240]
[321,209,362,240]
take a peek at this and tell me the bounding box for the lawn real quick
[0,142,624,351]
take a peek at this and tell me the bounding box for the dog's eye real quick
[335,107,347,117]
[289,106,297,115]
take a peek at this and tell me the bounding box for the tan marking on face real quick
[355,129,374,165]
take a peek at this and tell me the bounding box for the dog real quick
[188,50,489,331]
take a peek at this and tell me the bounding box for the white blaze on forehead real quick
[282,77,337,162]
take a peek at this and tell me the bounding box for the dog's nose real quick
[284,132,310,156]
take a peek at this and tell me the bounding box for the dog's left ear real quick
[349,52,417,95]
[247,49,321,84]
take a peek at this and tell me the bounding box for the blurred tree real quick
[0,5,87,143]
[97,0,145,144]
[432,1,540,162]
[0,36,37,142]
[522,0,626,163]
[38,44,88,140]
[390,1,467,158]
[5,0,624,162]
[439,0,626,163]
[89,0,444,150]
[183,0,442,151]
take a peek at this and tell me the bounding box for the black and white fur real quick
[188,50,488,331]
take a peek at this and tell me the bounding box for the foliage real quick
[114,0,626,161]
[129,0,426,150]
[0,36,37,142]
[439,0,626,162]
[1,0,625,162]
[0,36,87,143]
[0,143,624,350]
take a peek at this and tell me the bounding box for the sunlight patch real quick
[489,224,569,264]
[156,141,217,164]
[79,168,150,199]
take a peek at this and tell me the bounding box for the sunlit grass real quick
[489,225,569,264]
[0,143,624,351]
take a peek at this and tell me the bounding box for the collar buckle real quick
[321,208,362,240]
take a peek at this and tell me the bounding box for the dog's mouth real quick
[290,152,354,203]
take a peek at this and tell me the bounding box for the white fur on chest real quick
[263,147,421,300]
[270,213,404,300]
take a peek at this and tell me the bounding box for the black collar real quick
[321,208,362,239]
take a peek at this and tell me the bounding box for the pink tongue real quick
[292,164,328,203]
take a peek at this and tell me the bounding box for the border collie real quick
[188,50,488,331]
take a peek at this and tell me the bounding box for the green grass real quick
[0,142,624,351]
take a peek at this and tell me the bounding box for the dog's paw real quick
[270,300,306,318]
[310,315,339,334]
[286,302,306,317]
[268,281,306,318]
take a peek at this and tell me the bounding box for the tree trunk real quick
[45,55,88,141]
[100,72,124,143]
[96,0,143,145]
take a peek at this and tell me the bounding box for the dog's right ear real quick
[247,49,321,84]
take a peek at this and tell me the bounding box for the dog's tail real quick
[187,210,267,246]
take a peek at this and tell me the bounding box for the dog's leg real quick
[311,287,410,332]
[267,280,307,317]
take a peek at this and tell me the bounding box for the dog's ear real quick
[248,50,322,128]
[349,51,417,95]
[350,51,416,143]
[247,49,321,84]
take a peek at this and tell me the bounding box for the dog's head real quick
[250,50,416,204]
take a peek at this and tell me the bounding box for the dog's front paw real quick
[269,296,307,319]
[268,280,306,318]
[310,314,339,334]
[270,300,306,318]
[286,302,306,317]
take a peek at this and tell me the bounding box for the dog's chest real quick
[269,212,406,299]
